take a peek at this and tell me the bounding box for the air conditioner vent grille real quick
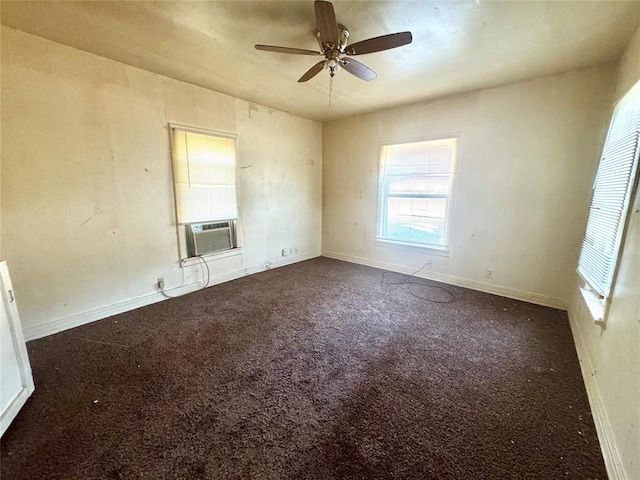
[203,222,228,230]
[185,220,236,257]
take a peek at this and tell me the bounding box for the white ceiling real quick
[2,1,640,122]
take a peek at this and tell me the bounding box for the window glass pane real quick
[384,197,447,245]
[377,137,457,249]
[384,143,454,174]
[388,175,451,195]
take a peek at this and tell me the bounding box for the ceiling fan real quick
[255,0,412,83]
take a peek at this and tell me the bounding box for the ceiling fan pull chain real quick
[329,74,333,107]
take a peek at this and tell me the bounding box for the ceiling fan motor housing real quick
[317,24,350,53]
[317,25,349,75]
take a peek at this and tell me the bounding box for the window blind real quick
[171,128,237,224]
[577,82,640,297]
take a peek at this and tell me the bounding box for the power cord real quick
[198,255,211,289]
[160,255,210,298]
[381,267,455,304]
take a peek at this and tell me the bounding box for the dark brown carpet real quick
[1,257,607,479]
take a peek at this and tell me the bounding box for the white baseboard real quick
[245,250,320,276]
[568,310,626,480]
[22,290,163,342]
[23,251,320,342]
[322,250,566,309]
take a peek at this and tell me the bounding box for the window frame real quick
[576,81,640,326]
[375,135,460,256]
[168,123,241,262]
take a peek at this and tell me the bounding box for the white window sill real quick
[375,238,451,257]
[579,287,605,326]
[181,247,243,266]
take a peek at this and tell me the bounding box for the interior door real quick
[0,261,34,436]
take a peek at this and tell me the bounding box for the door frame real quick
[0,261,35,436]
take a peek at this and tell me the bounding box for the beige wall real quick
[322,66,615,307]
[568,23,640,480]
[0,27,322,338]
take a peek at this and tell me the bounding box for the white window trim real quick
[181,247,244,267]
[169,123,236,141]
[576,82,640,327]
[579,287,605,326]
[579,176,638,327]
[375,133,461,254]
[168,123,242,263]
[374,238,452,257]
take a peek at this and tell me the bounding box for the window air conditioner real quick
[185,221,235,257]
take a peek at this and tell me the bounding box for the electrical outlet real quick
[282,248,288,257]
[486,268,494,279]
[157,277,165,289]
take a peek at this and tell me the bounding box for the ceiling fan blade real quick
[298,61,326,82]
[315,1,339,47]
[345,31,413,56]
[340,57,376,81]
[255,45,321,56]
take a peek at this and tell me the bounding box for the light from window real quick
[577,81,639,311]
[377,138,458,250]
[170,126,237,224]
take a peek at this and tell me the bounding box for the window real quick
[170,125,237,224]
[577,81,640,323]
[377,137,458,252]
[170,125,239,259]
